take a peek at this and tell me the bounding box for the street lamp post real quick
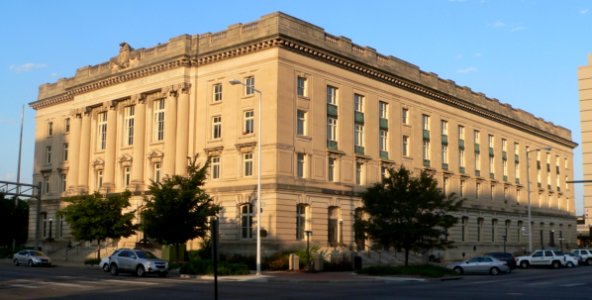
[229,79,262,275]
[526,146,551,253]
[48,217,53,241]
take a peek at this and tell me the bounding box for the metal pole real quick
[211,218,218,300]
[256,90,262,276]
[13,105,24,251]
[526,150,532,253]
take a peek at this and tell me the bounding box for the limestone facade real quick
[29,12,577,259]
[579,54,592,231]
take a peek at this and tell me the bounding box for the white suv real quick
[515,250,571,269]
[571,249,592,265]
[109,249,168,277]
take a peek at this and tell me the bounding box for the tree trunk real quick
[404,248,409,266]
[96,240,101,260]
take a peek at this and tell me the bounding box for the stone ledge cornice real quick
[29,55,191,110]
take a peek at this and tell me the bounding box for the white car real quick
[100,249,125,272]
[515,250,569,269]
[571,249,592,265]
[565,253,580,268]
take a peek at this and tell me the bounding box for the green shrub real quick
[357,264,456,278]
[179,257,250,275]
[84,258,101,265]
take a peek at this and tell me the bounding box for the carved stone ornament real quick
[111,42,137,71]
[147,149,164,163]
[119,154,133,167]
[92,158,105,170]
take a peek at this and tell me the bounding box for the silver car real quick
[13,250,52,267]
[109,249,168,277]
[100,248,125,272]
[448,255,510,275]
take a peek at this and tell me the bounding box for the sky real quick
[0,0,590,213]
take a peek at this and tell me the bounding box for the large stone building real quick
[579,54,592,232]
[29,12,577,260]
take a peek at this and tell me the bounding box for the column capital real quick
[178,82,191,94]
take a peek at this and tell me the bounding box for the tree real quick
[58,191,138,259]
[356,165,464,266]
[0,193,28,247]
[141,156,220,262]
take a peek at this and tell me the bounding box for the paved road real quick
[1,261,591,299]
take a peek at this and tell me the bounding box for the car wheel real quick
[552,261,561,269]
[587,258,592,266]
[110,263,119,275]
[520,261,529,269]
[102,263,110,272]
[28,260,34,267]
[13,259,19,266]
[453,267,463,275]
[157,272,168,278]
[489,267,500,275]
[136,265,145,277]
[566,262,574,268]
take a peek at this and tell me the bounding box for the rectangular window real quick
[443,177,449,194]
[460,179,465,197]
[489,156,495,174]
[46,145,52,164]
[96,170,103,189]
[422,140,430,161]
[379,101,388,119]
[63,143,68,161]
[422,114,430,131]
[124,105,135,146]
[64,118,70,133]
[515,160,521,180]
[213,83,223,102]
[243,110,254,135]
[477,218,484,242]
[461,217,468,242]
[244,153,253,177]
[459,148,465,168]
[245,76,255,95]
[211,156,220,179]
[379,129,388,152]
[354,94,364,112]
[44,177,50,193]
[458,125,465,140]
[123,167,131,187]
[296,204,308,240]
[476,182,481,200]
[327,85,338,105]
[492,219,498,242]
[503,159,508,177]
[327,117,337,142]
[48,121,53,136]
[515,142,520,156]
[97,112,107,150]
[502,138,507,152]
[297,153,305,178]
[241,204,253,239]
[474,130,480,144]
[402,108,409,125]
[154,163,161,183]
[356,162,363,185]
[61,174,67,192]
[475,152,481,172]
[153,99,165,141]
[212,116,222,139]
[328,157,336,182]
[491,184,495,200]
[354,124,364,147]
[442,144,448,164]
[441,120,448,135]
[488,134,495,148]
[297,76,307,97]
[403,135,410,156]
[297,110,307,136]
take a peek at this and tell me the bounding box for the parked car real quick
[100,248,125,272]
[13,249,52,267]
[109,249,168,277]
[485,252,517,269]
[515,250,568,269]
[447,256,510,275]
[571,249,592,265]
[565,253,580,268]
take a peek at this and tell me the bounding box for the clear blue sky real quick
[1,0,590,213]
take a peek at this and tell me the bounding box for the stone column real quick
[68,112,82,193]
[163,87,177,177]
[103,102,118,191]
[78,108,92,192]
[131,95,146,188]
[175,83,191,176]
